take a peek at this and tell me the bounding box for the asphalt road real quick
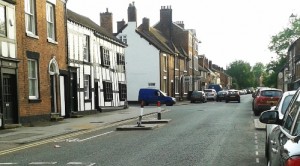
[0,94,267,166]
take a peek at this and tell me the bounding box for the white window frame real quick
[163,54,167,71]
[84,75,90,100]
[0,5,6,36]
[28,59,39,99]
[25,0,36,35]
[83,35,90,62]
[46,2,55,41]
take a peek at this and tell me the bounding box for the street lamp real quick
[289,13,297,23]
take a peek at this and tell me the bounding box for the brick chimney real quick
[209,60,212,69]
[199,55,205,67]
[128,2,137,22]
[175,21,184,29]
[117,19,125,33]
[142,17,150,31]
[100,8,113,33]
[159,6,172,38]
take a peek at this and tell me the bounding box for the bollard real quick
[157,101,161,120]
[137,101,144,127]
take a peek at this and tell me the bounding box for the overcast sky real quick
[67,0,300,69]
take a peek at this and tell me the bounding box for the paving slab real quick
[116,124,158,131]
[254,119,266,130]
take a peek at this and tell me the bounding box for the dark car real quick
[259,87,300,166]
[216,90,227,102]
[190,90,207,103]
[225,89,240,103]
[252,88,282,116]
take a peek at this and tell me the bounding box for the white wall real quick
[117,22,160,102]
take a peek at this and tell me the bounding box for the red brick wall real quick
[16,0,67,117]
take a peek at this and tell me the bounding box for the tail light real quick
[285,156,300,166]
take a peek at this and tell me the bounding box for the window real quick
[103,81,113,101]
[46,2,55,40]
[163,55,167,71]
[119,83,127,101]
[0,5,6,36]
[83,35,90,62]
[28,59,39,99]
[163,78,167,93]
[119,35,127,44]
[175,56,179,69]
[100,46,110,67]
[117,53,125,72]
[283,99,300,133]
[25,0,36,35]
[84,75,90,100]
[175,77,179,93]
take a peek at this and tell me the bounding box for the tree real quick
[252,62,266,87]
[226,60,254,89]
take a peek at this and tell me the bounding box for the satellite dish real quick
[278,72,283,79]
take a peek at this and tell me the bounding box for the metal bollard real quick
[137,101,144,127]
[157,101,161,120]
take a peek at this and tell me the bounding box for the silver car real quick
[265,90,296,160]
[204,89,217,101]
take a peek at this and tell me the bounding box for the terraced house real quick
[67,9,127,114]
[15,0,68,127]
[0,0,17,128]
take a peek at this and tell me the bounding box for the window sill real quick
[47,38,58,44]
[28,99,42,103]
[26,32,39,39]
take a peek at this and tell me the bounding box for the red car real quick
[252,88,282,116]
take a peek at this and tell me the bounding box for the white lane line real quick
[0,163,18,165]
[256,151,258,155]
[29,162,57,164]
[256,158,260,163]
[255,136,257,139]
[78,131,114,142]
[67,162,96,165]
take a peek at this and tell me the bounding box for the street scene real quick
[0,94,267,165]
[0,0,300,165]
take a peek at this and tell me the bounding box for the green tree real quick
[252,62,266,87]
[266,16,300,88]
[226,60,254,89]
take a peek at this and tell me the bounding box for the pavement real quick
[0,100,264,153]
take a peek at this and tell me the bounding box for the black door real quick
[3,74,17,124]
[94,82,100,111]
[70,72,78,112]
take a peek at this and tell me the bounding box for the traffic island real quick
[116,124,159,131]
[141,119,172,124]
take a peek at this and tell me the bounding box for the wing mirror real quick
[259,110,280,124]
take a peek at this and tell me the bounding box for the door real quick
[70,72,78,112]
[50,75,57,113]
[94,82,100,111]
[3,74,17,124]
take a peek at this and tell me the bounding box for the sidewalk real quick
[0,101,190,146]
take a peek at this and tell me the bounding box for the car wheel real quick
[190,100,194,103]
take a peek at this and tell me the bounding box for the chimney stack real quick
[117,19,125,33]
[100,8,113,33]
[142,17,150,31]
[128,2,137,22]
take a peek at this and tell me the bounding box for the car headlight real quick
[172,97,176,102]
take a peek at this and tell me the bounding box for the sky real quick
[67,0,300,69]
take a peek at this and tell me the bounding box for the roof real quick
[67,9,127,47]
[136,26,176,55]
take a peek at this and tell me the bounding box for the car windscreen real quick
[281,95,294,114]
[261,90,282,97]
[204,90,212,92]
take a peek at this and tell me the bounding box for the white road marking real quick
[78,131,114,142]
[255,140,258,144]
[67,162,96,165]
[0,163,18,165]
[256,151,258,155]
[29,162,57,164]
[256,158,260,163]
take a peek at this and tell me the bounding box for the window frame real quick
[0,5,6,37]
[101,46,110,67]
[83,35,90,62]
[84,75,91,100]
[28,58,39,100]
[25,0,36,35]
[103,81,113,101]
[46,2,56,41]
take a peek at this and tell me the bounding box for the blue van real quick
[207,84,223,93]
[138,88,176,106]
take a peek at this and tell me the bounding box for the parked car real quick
[259,87,300,166]
[225,89,240,103]
[216,90,227,102]
[207,84,222,93]
[204,89,217,101]
[138,88,176,106]
[252,88,282,116]
[264,90,296,160]
[190,90,207,103]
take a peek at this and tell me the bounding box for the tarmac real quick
[0,101,265,153]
